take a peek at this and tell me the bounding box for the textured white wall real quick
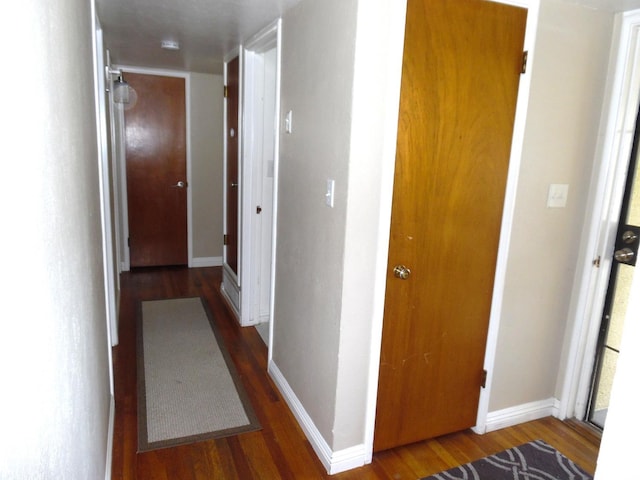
[273,0,406,456]
[0,0,112,478]
[490,0,614,411]
[191,73,224,259]
[334,0,406,452]
[273,0,358,448]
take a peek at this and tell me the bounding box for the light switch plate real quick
[326,179,335,208]
[547,184,569,208]
[285,110,293,134]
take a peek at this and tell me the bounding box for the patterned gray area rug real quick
[137,297,260,452]
[422,439,592,480]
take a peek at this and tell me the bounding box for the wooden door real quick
[225,57,240,276]
[125,73,187,267]
[374,0,527,451]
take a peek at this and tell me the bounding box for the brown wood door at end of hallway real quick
[225,56,240,276]
[374,0,527,452]
[125,73,187,268]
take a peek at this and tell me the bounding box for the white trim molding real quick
[474,0,540,435]
[191,256,223,268]
[240,19,280,328]
[104,395,115,480]
[221,265,241,318]
[268,361,367,475]
[481,398,560,434]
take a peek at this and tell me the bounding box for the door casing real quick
[241,20,281,335]
[374,0,528,451]
[113,66,193,272]
[560,9,640,422]
[221,21,282,330]
[360,0,540,461]
[221,52,244,318]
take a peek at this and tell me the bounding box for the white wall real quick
[490,0,615,411]
[0,0,113,478]
[191,73,225,262]
[335,0,405,453]
[273,0,358,449]
[272,0,406,465]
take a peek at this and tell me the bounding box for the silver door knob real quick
[171,181,187,188]
[393,265,411,280]
[614,247,635,263]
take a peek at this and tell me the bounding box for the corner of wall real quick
[267,360,368,475]
[479,397,561,434]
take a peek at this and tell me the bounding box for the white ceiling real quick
[96,0,640,76]
[96,0,303,74]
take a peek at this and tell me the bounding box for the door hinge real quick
[481,369,488,389]
[223,234,228,245]
[224,85,228,98]
[593,255,601,268]
[521,51,528,74]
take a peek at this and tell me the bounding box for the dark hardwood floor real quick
[111,266,601,479]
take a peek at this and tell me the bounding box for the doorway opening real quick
[221,20,281,339]
[243,38,278,342]
[374,0,527,451]
[124,72,188,268]
[587,106,640,429]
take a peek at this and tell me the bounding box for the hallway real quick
[111,267,600,479]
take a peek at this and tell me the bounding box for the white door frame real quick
[91,17,118,350]
[107,54,127,275]
[91,12,117,478]
[473,0,541,434]
[221,21,281,330]
[240,19,281,332]
[363,0,541,460]
[559,9,640,421]
[221,48,243,316]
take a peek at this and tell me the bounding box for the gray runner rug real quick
[137,297,260,452]
[421,439,592,480]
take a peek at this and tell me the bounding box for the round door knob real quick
[614,247,635,263]
[393,265,411,280]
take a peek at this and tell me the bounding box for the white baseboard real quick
[220,270,240,320]
[268,361,367,475]
[120,257,221,270]
[105,394,115,480]
[480,397,560,433]
[191,256,223,267]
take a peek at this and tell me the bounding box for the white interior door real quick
[241,21,280,332]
